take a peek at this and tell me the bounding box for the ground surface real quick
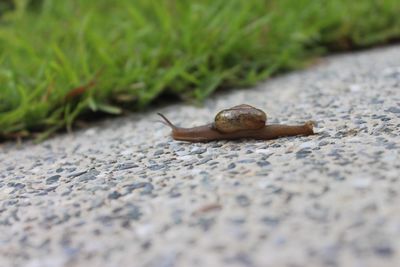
[1,46,400,267]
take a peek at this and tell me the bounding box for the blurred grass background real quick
[1,0,400,140]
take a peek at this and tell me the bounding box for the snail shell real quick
[213,104,267,133]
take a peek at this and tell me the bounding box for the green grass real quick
[1,0,400,140]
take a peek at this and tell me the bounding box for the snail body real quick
[158,104,314,142]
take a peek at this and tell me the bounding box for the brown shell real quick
[213,104,267,133]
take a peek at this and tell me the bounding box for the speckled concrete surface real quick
[1,46,400,267]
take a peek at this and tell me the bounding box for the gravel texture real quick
[1,46,400,267]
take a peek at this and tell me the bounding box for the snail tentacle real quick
[157,113,178,130]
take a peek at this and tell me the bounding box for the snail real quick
[158,104,315,142]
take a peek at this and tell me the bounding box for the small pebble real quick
[46,175,60,185]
